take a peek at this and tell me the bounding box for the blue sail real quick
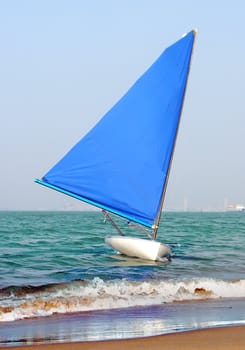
[36,31,196,228]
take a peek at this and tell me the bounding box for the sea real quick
[0,211,245,346]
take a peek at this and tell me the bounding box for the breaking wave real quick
[1,277,245,322]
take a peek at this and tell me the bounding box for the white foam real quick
[1,277,245,322]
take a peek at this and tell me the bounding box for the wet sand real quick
[2,326,245,350]
[1,299,244,349]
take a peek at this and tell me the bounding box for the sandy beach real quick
[2,326,244,350]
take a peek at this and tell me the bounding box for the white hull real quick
[105,236,171,261]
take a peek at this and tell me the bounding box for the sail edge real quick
[35,179,152,228]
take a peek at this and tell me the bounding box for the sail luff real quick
[152,30,197,240]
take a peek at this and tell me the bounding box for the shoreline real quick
[1,298,245,347]
[1,326,245,350]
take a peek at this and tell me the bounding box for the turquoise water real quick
[1,211,244,286]
[0,211,245,344]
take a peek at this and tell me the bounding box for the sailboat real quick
[35,30,197,261]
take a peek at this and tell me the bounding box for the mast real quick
[152,29,197,240]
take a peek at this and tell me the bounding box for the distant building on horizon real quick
[225,204,245,212]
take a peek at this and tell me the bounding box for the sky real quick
[1,0,245,211]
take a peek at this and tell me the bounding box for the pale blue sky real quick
[1,0,244,211]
